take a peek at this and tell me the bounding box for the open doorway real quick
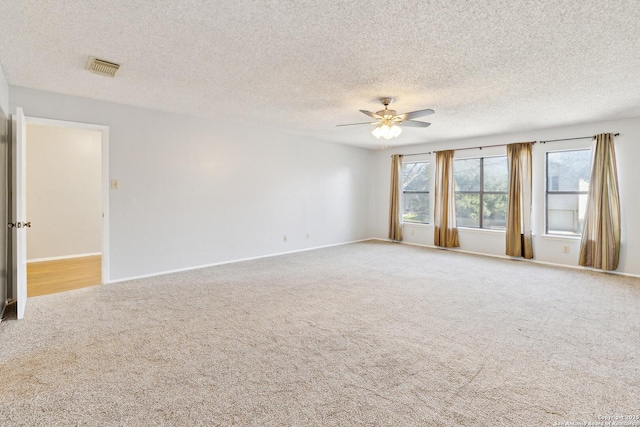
[24,119,108,297]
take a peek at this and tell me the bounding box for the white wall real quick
[10,86,373,281]
[26,124,102,260]
[372,116,640,276]
[0,63,8,116]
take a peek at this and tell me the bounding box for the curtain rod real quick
[539,133,619,144]
[393,132,620,157]
[396,141,534,157]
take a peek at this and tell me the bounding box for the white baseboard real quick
[27,252,102,263]
[371,237,640,278]
[108,238,373,284]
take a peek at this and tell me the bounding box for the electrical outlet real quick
[306,233,310,239]
[110,179,119,190]
[563,246,570,253]
[283,235,287,242]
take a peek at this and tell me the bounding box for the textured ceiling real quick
[1,0,640,149]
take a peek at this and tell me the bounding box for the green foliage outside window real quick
[454,156,508,229]
[402,162,429,223]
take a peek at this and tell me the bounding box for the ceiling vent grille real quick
[86,56,120,77]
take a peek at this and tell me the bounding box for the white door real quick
[12,107,28,319]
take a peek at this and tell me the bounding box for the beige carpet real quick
[1,240,639,426]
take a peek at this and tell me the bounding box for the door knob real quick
[8,222,30,228]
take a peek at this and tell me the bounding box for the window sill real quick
[403,222,431,227]
[457,227,505,234]
[541,234,581,241]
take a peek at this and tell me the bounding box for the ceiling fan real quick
[337,97,435,139]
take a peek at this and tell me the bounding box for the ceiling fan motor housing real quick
[377,109,397,118]
[377,97,396,118]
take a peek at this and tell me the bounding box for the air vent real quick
[86,56,120,77]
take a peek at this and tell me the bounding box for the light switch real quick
[111,179,119,190]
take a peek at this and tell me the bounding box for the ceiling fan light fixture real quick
[372,124,402,139]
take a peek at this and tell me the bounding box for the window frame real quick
[545,148,591,236]
[454,156,509,230]
[401,161,430,224]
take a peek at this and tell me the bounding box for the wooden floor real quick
[27,255,102,297]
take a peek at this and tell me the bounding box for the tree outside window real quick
[402,162,429,224]
[454,156,508,229]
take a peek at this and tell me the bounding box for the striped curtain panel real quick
[579,133,621,270]
[388,154,403,241]
[505,142,534,259]
[433,150,459,247]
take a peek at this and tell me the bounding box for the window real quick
[454,156,508,229]
[546,149,591,235]
[402,162,429,223]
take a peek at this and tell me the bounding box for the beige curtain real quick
[505,142,534,259]
[388,154,403,241]
[434,150,459,247]
[579,133,621,270]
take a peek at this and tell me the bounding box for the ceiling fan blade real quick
[401,120,431,128]
[398,108,435,121]
[336,122,377,127]
[359,110,382,120]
